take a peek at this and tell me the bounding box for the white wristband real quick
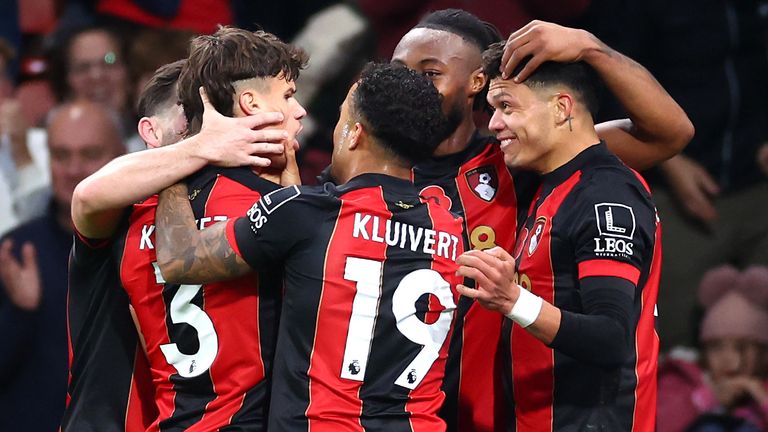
[505,286,543,328]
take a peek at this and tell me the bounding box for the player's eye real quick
[423,70,440,78]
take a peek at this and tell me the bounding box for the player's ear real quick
[348,122,364,150]
[237,89,259,116]
[469,67,487,97]
[138,117,161,149]
[553,92,574,129]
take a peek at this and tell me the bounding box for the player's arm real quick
[155,182,310,284]
[154,183,251,284]
[72,88,288,240]
[458,177,656,367]
[501,20,694,170]
[459,249,636,367]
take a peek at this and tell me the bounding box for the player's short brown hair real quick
[178,27,308,131]
[137,59,185,118]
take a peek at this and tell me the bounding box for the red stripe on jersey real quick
[406,199,465,432]
[454,143,517,431]
[513,171,581,432]
[305,187,389,431]
[631,214,661,432]
[578,260,641,285]
[125,347,157,431]
[188,176,265,430]
[226,218,242,258]
[65,281,73,409]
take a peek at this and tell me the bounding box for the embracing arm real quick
[154,183,251,284]
[456,248,633,367]
[71,89,288,239]
[501,21,694,170]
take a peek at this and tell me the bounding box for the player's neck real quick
[339,151,412,184]
[432,115,476,157]
[539,128,601,174]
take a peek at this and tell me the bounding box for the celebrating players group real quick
[62,8,693,432]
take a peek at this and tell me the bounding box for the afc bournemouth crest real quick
[465,166,498,202]
[527,216,547,256]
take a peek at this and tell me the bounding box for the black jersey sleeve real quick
[549,276,635,367]
[229,185,320,272]
[567,169,656,285]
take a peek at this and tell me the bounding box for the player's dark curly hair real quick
[415,9,503,111]
[178,27,308,132]
[351,63,447,164]
[137,59,185,118]
[482,41,601,117]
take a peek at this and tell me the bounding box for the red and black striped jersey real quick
[228,173,465,432]
[412,133,517,432]
[507,143,660,431]
[121,166,281,431]
[64,224,157,431]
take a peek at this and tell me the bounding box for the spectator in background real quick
[578,0,768,350]
[0,38,49,236]
[658,265,768,432]
[49,26,133,132]
[0,99,125,431]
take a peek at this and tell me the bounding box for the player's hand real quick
[661,154,719,226]
[0,239,42,311]
[195,87,288,168]
[456,246,519,314]
[279,138,302,186]
[758,143,768,177]
[501,20,598,82]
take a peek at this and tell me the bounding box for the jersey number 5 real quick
[340,257,456,390]
[159,283,219,378]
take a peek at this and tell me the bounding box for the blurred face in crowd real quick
[67,30,129,112]
[704,338,768,381]
[235,75,306,169]
[392,28,484,138]
[47,101,124,209]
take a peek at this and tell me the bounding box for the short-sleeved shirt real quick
[228,173,465,432]
[413,133,517,432]
[121,166,282,431]
[507,143,660,431]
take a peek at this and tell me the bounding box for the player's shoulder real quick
[578,155,652,202]
[254,183,337,214]
[188,166,282,196]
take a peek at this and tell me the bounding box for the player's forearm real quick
[545,277,635,367]
[71,136,209,238]
[584,36,694,169]
[548,310,630,367]
[155,184,249,284]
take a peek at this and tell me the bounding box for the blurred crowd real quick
[0,0,766,431]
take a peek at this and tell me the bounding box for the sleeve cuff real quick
[578,259,641,285]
